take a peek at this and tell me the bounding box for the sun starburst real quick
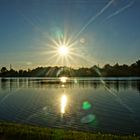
[58,45,69,56]
[44,33,79,66]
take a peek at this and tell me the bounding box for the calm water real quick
[0,77,140,134]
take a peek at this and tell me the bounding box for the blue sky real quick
[0,0,140,69]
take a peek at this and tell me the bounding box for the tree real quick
[103,64,111,69]
[136,60,140,67]
[113,63,119,68]
[1,67,8,73]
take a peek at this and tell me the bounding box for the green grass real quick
[0,122,139,140]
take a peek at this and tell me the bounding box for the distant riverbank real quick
[0,60,140,77]
[0,122,139,140]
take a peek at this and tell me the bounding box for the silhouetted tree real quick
[103,64,112,69]
[136,60,140,67]
[0,59,140,77]
[1,67,7,73]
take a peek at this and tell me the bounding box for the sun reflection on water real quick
[60,94,67,114]
[60,77,68,83]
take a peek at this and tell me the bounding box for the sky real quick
[0,0,140,70]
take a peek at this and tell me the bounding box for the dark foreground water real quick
[0,77,140,135]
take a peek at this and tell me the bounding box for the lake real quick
[0,77,140,135]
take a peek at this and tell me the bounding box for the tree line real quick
[0,60,140,77]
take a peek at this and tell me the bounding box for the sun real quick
[58,45,69,56]
[44,33,81,66]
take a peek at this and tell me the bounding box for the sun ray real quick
[45,54,59,65]
[43,31,89,68]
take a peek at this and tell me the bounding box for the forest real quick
[0,60,140,77]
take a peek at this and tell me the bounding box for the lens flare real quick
[81,114,96,124]
[82,101,91,110]
[43,30,90,67]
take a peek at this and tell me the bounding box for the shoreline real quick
[0,122,139,140]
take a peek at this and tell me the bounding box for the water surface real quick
[0,77,140,134]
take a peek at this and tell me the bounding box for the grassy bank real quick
[0,122,139,140]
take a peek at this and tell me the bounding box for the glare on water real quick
[60,77,68,83]
[60,94,67,114]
